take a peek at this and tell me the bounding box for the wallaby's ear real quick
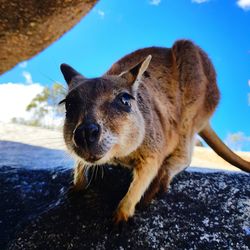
[120,55,152,93]
[60,63,85,87]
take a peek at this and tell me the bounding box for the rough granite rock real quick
[0,0,97,74]
[1,164,250,250]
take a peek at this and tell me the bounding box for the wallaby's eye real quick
[65,101,72,111]
[119,93,134,107]
[58,98,72,111]
[63,98,79,120]
[112,92,135,113]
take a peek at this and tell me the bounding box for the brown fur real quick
[60,39,250,224]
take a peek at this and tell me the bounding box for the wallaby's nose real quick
[74,123,101,147]
[85,123,100,144]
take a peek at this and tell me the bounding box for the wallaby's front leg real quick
[73,161,87,191]
[113,157,160,224]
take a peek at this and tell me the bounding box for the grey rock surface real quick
[0,141,250,249]
[0,140,73,169]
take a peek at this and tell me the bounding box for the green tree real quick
[25,83,66,127]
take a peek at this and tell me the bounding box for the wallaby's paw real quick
[113,200,135,225]
[113,209,129,225]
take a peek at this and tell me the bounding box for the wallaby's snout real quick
[74,122,101,149]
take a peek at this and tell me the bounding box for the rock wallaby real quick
[60,40,250,224]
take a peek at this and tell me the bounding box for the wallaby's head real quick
[60,55,151,165]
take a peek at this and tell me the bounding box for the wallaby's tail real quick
[199,124,250,173]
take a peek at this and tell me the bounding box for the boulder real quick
[1,164,250,249]
[0,0,97,74]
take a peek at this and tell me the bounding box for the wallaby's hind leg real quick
[140,135,194,206]
[139,166,170,206]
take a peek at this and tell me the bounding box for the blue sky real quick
[1,0,250,150]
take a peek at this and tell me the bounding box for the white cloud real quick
[191,0,210,3]
[97,9,105,18]
[0,83,63,127]
[149,0,161,6]
[0,83,43,122]
[225,132,250,151]
[237,0,250,10]
[22,71,33,84]
[19,61,28,68]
